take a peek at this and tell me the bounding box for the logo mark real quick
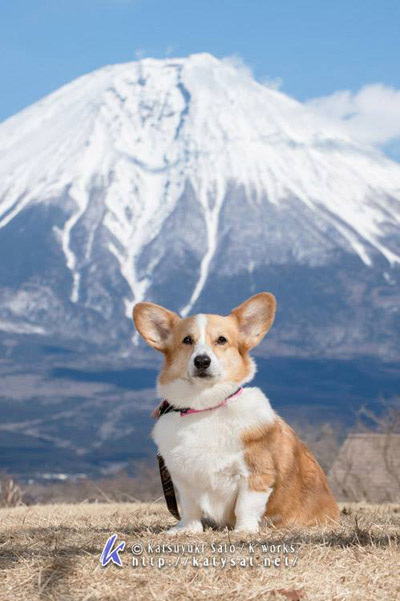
[100,534,126,567]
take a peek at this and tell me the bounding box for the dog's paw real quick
[167,521,203,535]
[234,522,260,534]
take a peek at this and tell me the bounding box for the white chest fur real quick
[152,387,275,527]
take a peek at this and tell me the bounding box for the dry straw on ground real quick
[0,502,399,601]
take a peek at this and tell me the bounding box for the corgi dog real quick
[133,293,339,533]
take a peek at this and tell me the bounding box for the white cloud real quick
[261,76,283,91]
[307,84,400,147]
[221,55,254,81]
[220,54,400,160]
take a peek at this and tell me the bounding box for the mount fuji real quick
[1,53,400,359]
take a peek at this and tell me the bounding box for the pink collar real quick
[180,386,244,417]
[151,387,244,419]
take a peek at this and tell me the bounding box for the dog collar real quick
[151,386,244,419]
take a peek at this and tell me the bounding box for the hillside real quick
[0,502,399,600]
[0,54,400,357]
[1,53,400,482]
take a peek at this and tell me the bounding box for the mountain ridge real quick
[0,53,399,358]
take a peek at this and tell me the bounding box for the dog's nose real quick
[193,354,211,370]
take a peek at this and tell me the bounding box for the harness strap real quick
[157,453,180,520]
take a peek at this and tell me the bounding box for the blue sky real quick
[1,0,400,158]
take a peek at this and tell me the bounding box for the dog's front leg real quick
[234,478,272,533]
[167,479,203,535]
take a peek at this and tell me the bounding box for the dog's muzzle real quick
[193,353,212,377]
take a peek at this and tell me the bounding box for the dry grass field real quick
[0,502,399,601]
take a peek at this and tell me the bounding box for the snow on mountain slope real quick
[0,54,400,356]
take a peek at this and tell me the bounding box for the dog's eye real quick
[216,336,228,345]
[182,335,193,345]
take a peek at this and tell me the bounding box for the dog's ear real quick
[133,302,180,351]
[231,292,276,350]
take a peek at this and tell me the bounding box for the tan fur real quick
[242,418,340,526]
[134,308,259,386]
[133,302,180,351]
[133,292,339,528]
[231,292,276,350]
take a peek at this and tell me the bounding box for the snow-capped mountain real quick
[0,53,400,358]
